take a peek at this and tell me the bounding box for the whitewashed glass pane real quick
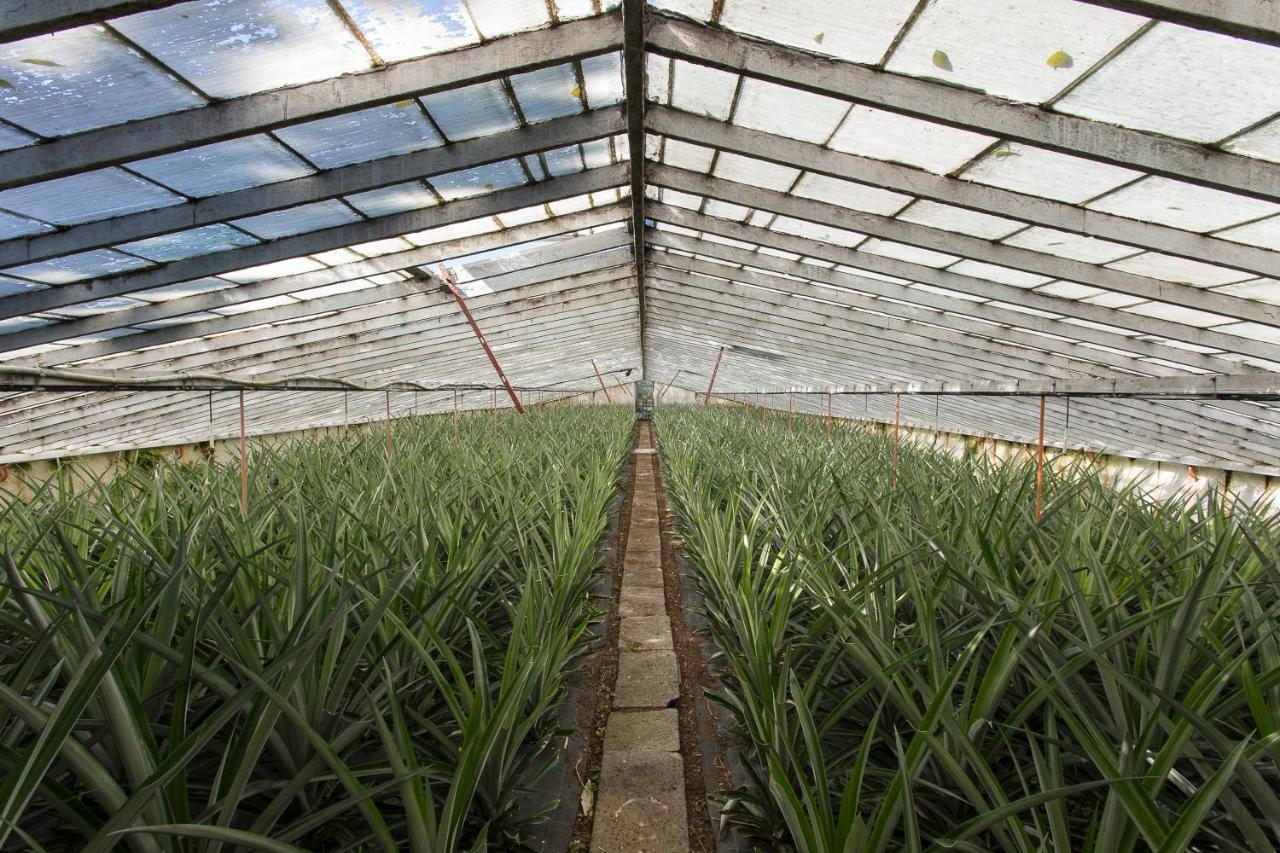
[232,200,361,239]
[887,0,1143,105]
[135,278,235,301]
[1056,23,1280,142]
[582,52,624,109]
[720,0,917,66]
[646,54,671,103]
[713,152,798,191]
[275,103,443,169]
[1226,117,1280,163]
[510,64,583,122]
[115,0,372,99]
[704,200,751,220]
[772,217,864,248]
[5,248,153,284]
[792,173,911,215]
[649,0,713,19]
[733,78,848,144]
[0,209,52,240]
[118,224,259,261]
[829,107,996,174]
[0,276,43,297]
[1107,251,1253,287]
[670,60,737,121]
[949,260,1050,288]
[896,200,1023,239]
[544,145,585,176]
[961,143,1141,203]
[0,124,33,151]
[1002,226,1138,263]
[0,168,182,225]
[1086,176,1279,232]
[0,27,204,137]
[466,0,550,38]
[341,0,477,63]
[221,257,325,283]
[429,159,526,200]
[1217,215,1280,251]
[582,139,615,169]
[421,80,517,140]
[131,135,313,196]
[859,239,959,267]
[346,182,438,217]
[662,139,715,172]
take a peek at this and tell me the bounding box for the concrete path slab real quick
[620,615,673,651]
[619,586,666,618]
[590,751,688,853]
[603,708,680,753]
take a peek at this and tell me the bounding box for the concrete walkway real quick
[590,424,689,853]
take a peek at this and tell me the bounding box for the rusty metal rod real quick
[658,369,681,401]
[591,359,613,403]
[703,347,725,405]
[437,265,525,414]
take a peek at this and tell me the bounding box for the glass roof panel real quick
[650,0,713,19]
[1002,226,1138,263]
[961,143,1142,203]
[232,200,361,239]
[670,60,737,121]
[340,0,478,63]
[582,139,615,169]
[662,139,715,172]
[1218,215,1280,251]
[703,200,751,220]
[135,278,235,301]
[509,64,583,122]
[0,124,34,151]
[1218,322,1280,345]
[732,78,849,144]
[1107,251,1253,287]
[214,294,296,314]
[549,194,594,216]
[949,260,1050,288]
[1085,176,1280,232]
[0,26,204,137]
[117,224,260,261]
[1055,23,1280,143]
[0,276,43,297]
[131,134,313,196]
[4,248,153,284]
[429,159,527,200]
[0,168,183,225]
[114,0,372,100]
[274,103,443,169]
[49,296,146,317]
[220,256,326,283]
[420,80,518,141]
[1216,279,1280,306]
[792,173,911,215]
[134,311,222,328]
[581,52,625,109]
[859,239,959,267]
[1124,301,1234,327]
[496,205,550,227]
[0,209,53,241]
[712,152,799,191]
[719,0,917,66]
[465,0,551,38]
[896,200,1024,239]
[772,217,864,247]
[544,145,585,176]
[646,54,671,103]
[406,218,501,246]
[886,0,1144,105]
[1225,117,1280,163]
[345,182,439,217]
[828,107,996,174]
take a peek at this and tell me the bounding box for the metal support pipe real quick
[238,391,247,513]
[591,359,613,403]
[658,369,681,401]
[703,347,725,405]
[1036,394,1046,523]
[435,265,526,413]
[385,390,392,459]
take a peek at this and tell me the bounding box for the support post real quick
[658,370,681,401]
[827,392,833,441]
[453,389,460,443]
[787,389,793,433]
[207,391,214,448]
[492,388,498,432]
[1036,394,1046,523]
[343,391,349,432]
[436,265,525,413]
[591,359,613,403]
[385,390,392,459]
[892,394,901,490]
[238,391,247,513]
[703,347,724,405]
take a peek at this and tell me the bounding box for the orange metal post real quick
[892,394,901,490]
[438,265,524,413]
[238,390,248,512]
[385,390,393,459]
[658,370,681,401]
[591,359,613,403]
[703,347,725,405]
[1036,394,1046,523]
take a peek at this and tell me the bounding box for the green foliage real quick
[0,407,631,852]
[658,405,1280,852]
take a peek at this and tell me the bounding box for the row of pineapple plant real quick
[657,404,1280,852]
[0,406,632,852]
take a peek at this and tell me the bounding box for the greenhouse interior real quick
[1,0,1279,850]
